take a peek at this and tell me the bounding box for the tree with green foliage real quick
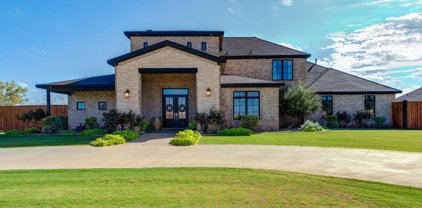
[0,81,28,106]
[279,83,321,125]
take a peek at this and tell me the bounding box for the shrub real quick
[170,130,201,146]
[89,134,126,147]
[218,128,252,136]
[240,115,259,130]
[81,128,106,136]
[336,111,352,128]
[354,111,372,127]
[102,109,120,132]
[299,120,323,132]
[42,116,63,133]
[22,127,40,134]
[112,130,140,141]
[17,108,47,128]
[85,117,98,129]
[375,117,386,128]
[140,121,150,132]
[188,121,196,130]
[5,129,22,136]
[325,115,339,128]
[61,130,77,134]
[194,108,225,134]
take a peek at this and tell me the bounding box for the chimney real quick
[315,59,318,64]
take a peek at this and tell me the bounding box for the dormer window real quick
[187,42,192,48]
[143,42,148,48]
[272,60,293,81]
[201,42,207,51]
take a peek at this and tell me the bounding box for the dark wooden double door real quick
[162,89,188,128]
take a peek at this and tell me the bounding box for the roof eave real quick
[221,83,284,88]
[316,91,402,95]
[221,54,311,59]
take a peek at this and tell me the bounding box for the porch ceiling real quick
[139,68,198,74]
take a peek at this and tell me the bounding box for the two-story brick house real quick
[36,30,401,130]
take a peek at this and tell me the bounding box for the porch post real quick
[402,100,407,129]
[46,89,51,116]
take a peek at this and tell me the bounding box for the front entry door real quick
[162,89,189,128]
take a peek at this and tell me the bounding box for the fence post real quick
[46,89,51,116]
[403,100,407,129]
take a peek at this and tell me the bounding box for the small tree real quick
[280,83,321,125]
[0,81,28,106]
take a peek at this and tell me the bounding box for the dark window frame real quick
[201,42,207,51]
[233,91,260,120]
[364,95,376,118]
[321,95,333,116]
[272,60,293,81]
[187,42,192,48]
[98,101,107,111]
[143,42,148,48]
[76,101,85,110]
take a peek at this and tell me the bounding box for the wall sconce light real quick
[124,89,131,98]
[206,88,211,97]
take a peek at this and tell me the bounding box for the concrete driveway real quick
[1,133,422,188]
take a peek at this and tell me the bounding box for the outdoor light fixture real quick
[124,89,130,98]
[206,88,211,97]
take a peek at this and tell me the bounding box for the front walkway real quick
[1,133,421,188]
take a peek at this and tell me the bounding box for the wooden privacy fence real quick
[392,101,422,129]
[0,105,68,131]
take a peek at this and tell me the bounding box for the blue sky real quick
[0,0,421,104]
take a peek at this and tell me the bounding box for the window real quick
[187,42,192,48]
[272,60,293,80]
[201,42,207,51]
[76,102,85,110]
[98,101,107,111]
[233,91,260,119]
[321,96,333,116]
[143,42,148,48]
[364,95,376,118]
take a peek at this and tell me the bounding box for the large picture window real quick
[233,91,260,120]
[364,95,376,118]
[272,60,293,81]
[321,96,333,116]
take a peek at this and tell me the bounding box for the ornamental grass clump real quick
[112,130,140,141]
[170,129,201,146]
[89,134,126,147]
[299,120,323,132]
[218,128,253,136]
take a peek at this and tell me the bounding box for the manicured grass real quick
[201,130,422,152]
[0,135,95,148]
[0,168,420,207]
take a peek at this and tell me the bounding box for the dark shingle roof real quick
[396,87,422,101]
[306,62,402,94]
[124,30,224,38]
[36,74,115,94]
[221,75,284,87]
[221,37,310,58]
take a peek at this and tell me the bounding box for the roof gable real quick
[124,30,224,38]
[396,87,422,101]
[107,40,225,66]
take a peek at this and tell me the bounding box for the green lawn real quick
[201,130,422,152]
[0,168,420,207]
[0,135,95,148]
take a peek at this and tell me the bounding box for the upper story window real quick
[272,60,293,81]
[98,101,107,111]
[76,102,85,110]
[201,42,207,51]
[321,96,333,116]
[364,95,376,118]
[233,91,260,120]
[187,42,192,48]
[143,42,148,48]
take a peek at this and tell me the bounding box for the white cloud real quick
[350,0,395,7]
[320,12,422,75]
[227,8,235,13]
[281,0,294,6]
[400,0,422,7]
[278,42,302,51]
[18,82,28,88]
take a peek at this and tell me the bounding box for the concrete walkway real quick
[1,132,422,188]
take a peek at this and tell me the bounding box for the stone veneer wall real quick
[141,74,197,121]
[223,58,307,83]
[317,94,395,126]
[220,87,279,131]
[115,46,221,116]
[68,91,115,129]
[130,36,220,56]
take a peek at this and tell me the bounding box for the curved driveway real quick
[1,133,422,188]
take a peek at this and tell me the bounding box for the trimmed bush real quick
[85,117,98,129]
[140,121,150,132]
[336,111,352,128]
[326,115,339,128]
[42,116,63,133]
[4,129,22,136]
[218,128,252,136]
[299,120,323,132]
[240,115,259,130]
[81,128,106,136]
[375,117,386,128]
[112,130,140,141]
[89,134,126,147]
[22,127,40,134]
[170,130,201,146]
[354,111,372,127]
[188,121,196,130]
